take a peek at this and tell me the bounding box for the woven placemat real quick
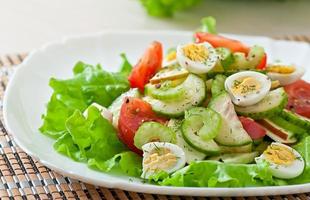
[0,35,310,200]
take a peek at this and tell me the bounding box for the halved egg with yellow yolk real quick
[141,142,186,179]
[176,42,218,74]
[255,142,304,179]
[225,71,271,106]
[267,64,305,86]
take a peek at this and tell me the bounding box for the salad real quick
[39,18,310,187]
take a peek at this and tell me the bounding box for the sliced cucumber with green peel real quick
[235,87,288,119]
[247,45,265,68]
[220,143,253,153]
[230,46,265,70]
[181,115,220,155]
[185,107,208,118]
[186,114,221,141]
[280,109,310,130]
[216,47,234,71]
[209,93,252,146]
[230,52,249,70]
[268,116,307,136]
[167,119,205,163]
[220,152,259,164]
[144,74,206,117]
[145,80,186,102]
[211,74,226,97]
[134,122,176,149]
[184,107,222,141]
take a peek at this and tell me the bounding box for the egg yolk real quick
[183,44,209,62]
[232,77,261,95]
[263,144,296,165]
[143,148,177,172]
[267,65,295,74]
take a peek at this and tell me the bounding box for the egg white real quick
[225,71,271,106]
[141,142,186,179]
[255,142,304,179]
[176,42,218,74]
[267,66,305,86]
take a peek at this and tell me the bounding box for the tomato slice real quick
[194,32,250,54]
[118,97,167,155]
[256,53,267,70]
[284,80,310,118]
[239,116,266,140]
[128,41,163,92]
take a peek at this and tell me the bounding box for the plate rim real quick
[3,30,310,197]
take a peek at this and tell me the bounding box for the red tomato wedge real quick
[118,97,167,155]
[128,41,163,92]
[239,116,267,140]
[194,32,250,54]
[285,80,310,118]
[256,53,267,70]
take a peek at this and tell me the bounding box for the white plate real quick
[3,31,310,196]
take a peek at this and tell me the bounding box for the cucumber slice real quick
[221,152,259,164]
[108,88,141,128]
[181,115,220,155]
[220,143,253,153]
[184,107,207,118]
[247,46,265,68]
[209,93,252,146]
[230,52,249,70]
[144,74,206,117]
[145,80,186,102]
[280,109,310,130]
[216,47,234,71]
[184,107,222,141]
[268,116,307,136]
[211,74,226,97]
[230,46,265,70]
[134,122,176,149]
[235,87,288,119]
[167,119,205,163]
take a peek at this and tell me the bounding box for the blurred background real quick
[0,0,309,54]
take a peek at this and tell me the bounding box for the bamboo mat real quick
[0,35,310,200]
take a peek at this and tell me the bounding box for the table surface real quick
[0,0,310,54]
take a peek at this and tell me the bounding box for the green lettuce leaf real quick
[139,0,201,17]
[119,53,133,76]
[289,136,310,184]
[153,161,282,187]
[54,105,142,177]
[53,132,84,161]
[40,62,129,138]
[66,106,125,160]
[200,16,217,34]
[88,151,142,177]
